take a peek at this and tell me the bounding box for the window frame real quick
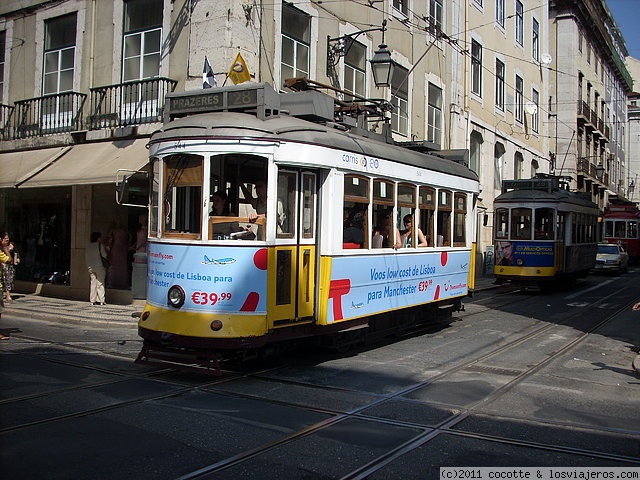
[471,40,482,97]
[427,82,443,145]
[495,58,505,111]
[514,74,524,124]
[281,3,311,82]
[391,64,409,136]
[515,0,524,46]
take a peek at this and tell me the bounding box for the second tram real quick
[120,83,480,373]
[493,176,599,286]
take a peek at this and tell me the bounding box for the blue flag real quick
[202,56,216,89]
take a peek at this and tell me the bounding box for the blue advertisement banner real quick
[494,241,554,267]
[327,250,470,323]
[147,243,268,314]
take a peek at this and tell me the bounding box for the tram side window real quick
[604,220,614,238]
[588,215,597,242]
[615,221,626,238]
[453,193,466,246]
[437,190,452,246]
[629,222,638,239]
[343,175,369,249]
[163,154,203,238]
[557,212,566,242]
[495,208,509,239]
[419,186,435,246]
[373,178,398,248]
[511,208,532,240]
[534,208,554,240]
[150,158,159,236]
[398,183,417,248]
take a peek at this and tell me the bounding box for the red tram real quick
[602,202,640,263]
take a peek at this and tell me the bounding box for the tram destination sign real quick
[502,178,559,193]
[165,83,280,121]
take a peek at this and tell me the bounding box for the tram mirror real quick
[116,170,150,208]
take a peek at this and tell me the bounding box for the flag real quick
[202,56,216,89]
[227,52,251,85]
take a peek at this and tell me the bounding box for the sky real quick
[606,0,640,59]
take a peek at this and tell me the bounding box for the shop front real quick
[0,139,149,303]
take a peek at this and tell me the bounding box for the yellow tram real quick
[119,83,480,373]
[493,176,599,286]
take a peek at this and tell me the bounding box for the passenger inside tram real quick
[343,210,365,248]
[209,191,243,239]
[400,214,428,247]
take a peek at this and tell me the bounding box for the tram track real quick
[2,283,637,478]
[168,285,639,478]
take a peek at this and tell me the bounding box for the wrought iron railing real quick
[13,92,86,138]
[0,104,14,140]
[88,77,177,129]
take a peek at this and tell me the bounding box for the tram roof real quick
[494,187,598,209]
[150,111,478,183]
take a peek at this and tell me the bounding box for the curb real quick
[633,354,640,375]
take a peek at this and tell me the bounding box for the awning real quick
[18,138,149,188]
[0,146,71,188]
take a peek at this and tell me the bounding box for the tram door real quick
[268,170,318,323]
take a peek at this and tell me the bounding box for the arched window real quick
[494,142,505,190]
[470,130,483,174]
[514,151,524,179]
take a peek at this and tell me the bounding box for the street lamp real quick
[326,20,394,89]
[596,162,605,180]
[370,41,394,88]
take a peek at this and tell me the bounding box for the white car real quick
[594,243,629,273]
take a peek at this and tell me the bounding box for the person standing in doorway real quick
[86,232,106,306]
[1,232,16,303]
[0,232,13,339]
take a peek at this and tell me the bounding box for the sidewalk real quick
[3,294,144,329]
[2,276,500,330]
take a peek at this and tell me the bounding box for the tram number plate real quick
[191,292,232,305]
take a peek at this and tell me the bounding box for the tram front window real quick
[512,208,532,240]
[163,154,203,238]
[495,208,509,239]
[534,208,554,240]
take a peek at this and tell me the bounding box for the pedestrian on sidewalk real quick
[86,232,107,306]
[0,231,12,339]
[1,231,16,304]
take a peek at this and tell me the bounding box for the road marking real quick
[564,279,615,300]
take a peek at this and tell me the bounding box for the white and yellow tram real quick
[121,83,480,372]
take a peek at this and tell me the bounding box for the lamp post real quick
[596,162,605,181]
[326,20,394,89]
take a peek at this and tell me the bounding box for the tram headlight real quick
[167,285,186,308]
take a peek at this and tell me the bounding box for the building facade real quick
[0,0,633,302]
[549,0,633,210]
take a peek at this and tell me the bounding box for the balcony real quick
[577,156,608,186]
[577,100,590,124]
[88,77,177,130]
[12,92,86,139]
[0,77,178,142]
